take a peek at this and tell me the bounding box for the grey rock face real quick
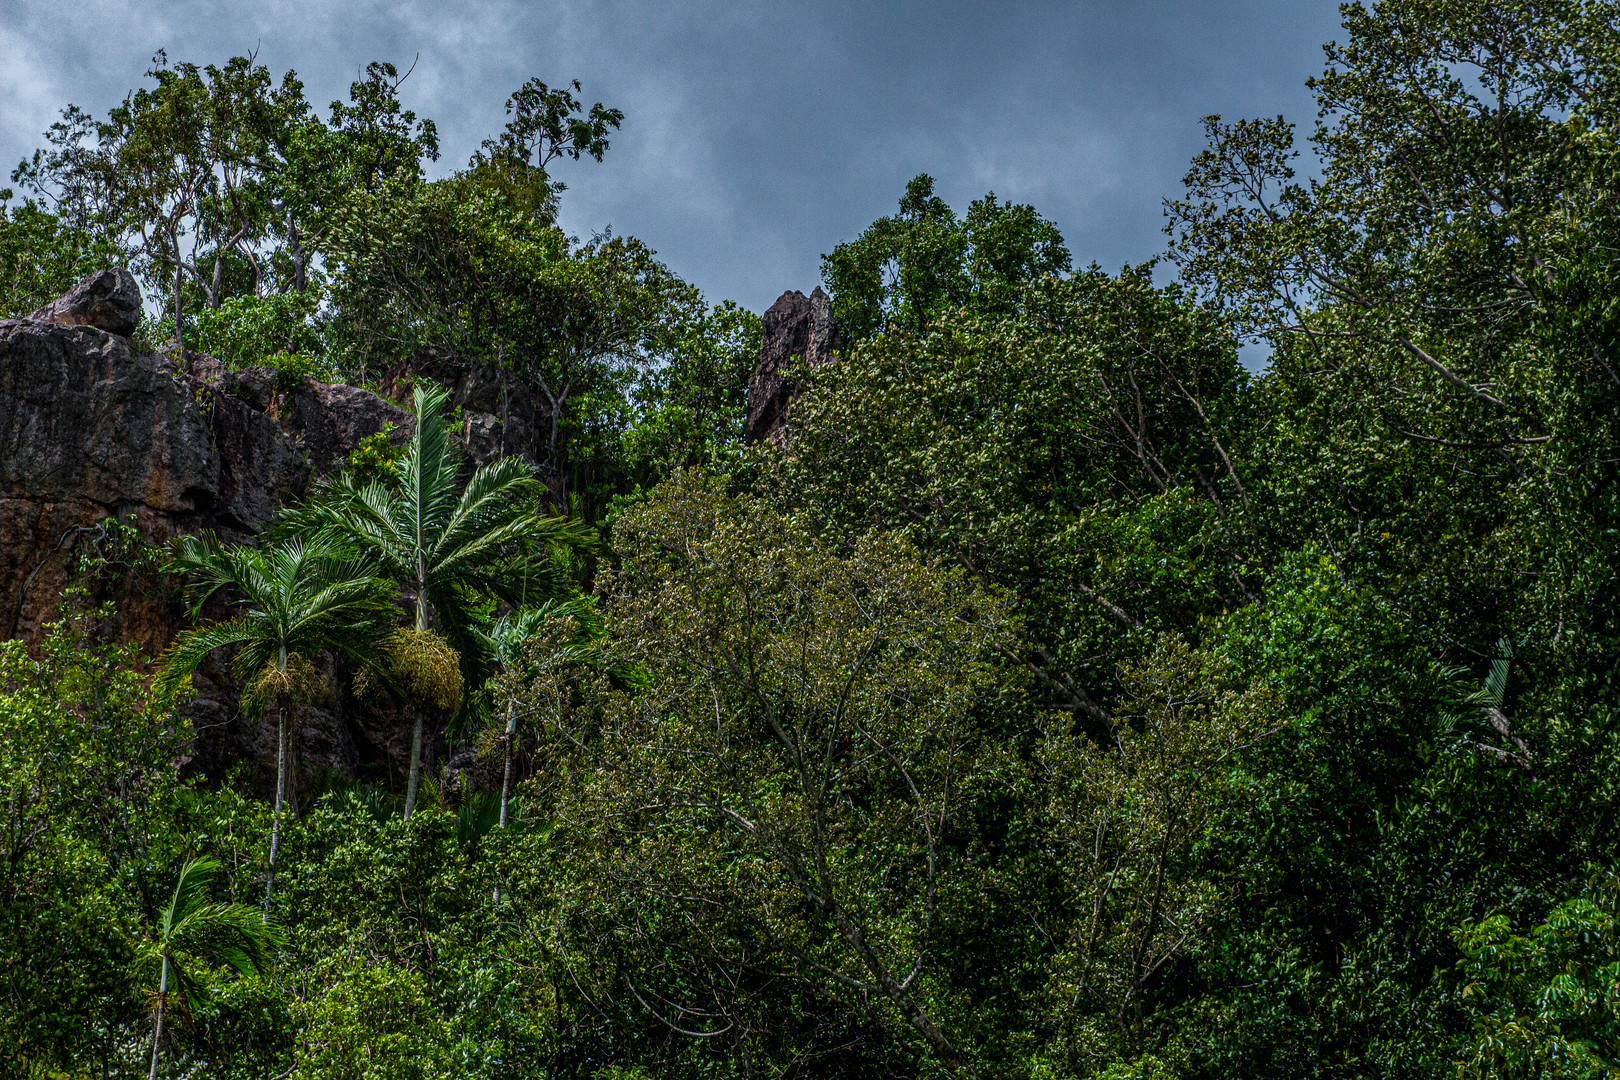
[0,308,409,786]
[377,346,540,470]
[29,268,143,337]
[744,286,844,446]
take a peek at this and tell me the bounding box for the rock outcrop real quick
[377,346,544,471]
[29,267,143,337]
[0,272,411,786]
[0,321,409,643]
[744,287,845,446]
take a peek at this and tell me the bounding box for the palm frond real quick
[400,383,463,555]
[165,531,236,615]
[432,456,545,555]
[163,531,410,714]
[163,857,224,938]
[284,575,399,639]
[431,513,557,580]
[167,532,288,618]
[452,554,575,610]
[456,791,504,847]
[171,902,288,977]
[1481,637,1512,705]
[484,596,601,671]
[155,622,260,702]
[304,474,413,578]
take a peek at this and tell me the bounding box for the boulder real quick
[744,286,844,446]
[28,267,143,337]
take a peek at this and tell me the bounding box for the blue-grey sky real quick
[1,0,1345,316]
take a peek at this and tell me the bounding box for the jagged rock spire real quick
[744,286,845,446]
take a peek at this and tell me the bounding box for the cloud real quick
[1,0,1346,316]
[0,26,62,188]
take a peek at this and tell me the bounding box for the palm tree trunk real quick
[493,712,518,906]
[148,954,169,1080]
[286,716,301,818]
[404,709,425,820]
[499,710,517,829]
[265,704,286,909]
[404,590,429,820]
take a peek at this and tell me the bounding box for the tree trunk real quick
[148,954,169,1080]
[494,711,517,906]
[265,704,286,909]
[209,253,224,310]
[286,715,301,817]
[404,590,429,820]
[288,213,307,293]
[404,708,425,820]
[172,255,184,353]
[499,711,517,829]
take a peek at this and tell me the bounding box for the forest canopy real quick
[3,2,1620,1078]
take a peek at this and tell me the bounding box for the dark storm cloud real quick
[1,0,1345,315]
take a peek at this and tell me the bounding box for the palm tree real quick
[134,856,286,1080]
[485,608,545,834]
[481,598,599,830]
[158,532,398,901]
[310,383,592,817]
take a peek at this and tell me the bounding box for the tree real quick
[821,173,1071,341]
[1453,871,1620,1080]
[326,166,702,512]
[500,232,704,513]
[475,76,623,177]
[621,298,762,487]
[290,955,458,1080]
[309,383,592,818]
[1038,635,1280,1071]
[287,58,441,294]
[774,267,1247,727]
[133,856,285,1080]
[13,52,441,347]
[479,598,598,832]
[0,612,191,1071]
[324,70,637,408]
[1162,0,1620,631]
[1158,26,1620,1068]
[531,471,1017,1074]
[158,532,398,901]
[0,192,122,317]
[15,53,304,344]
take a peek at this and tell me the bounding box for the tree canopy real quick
[8,6,1620,1077]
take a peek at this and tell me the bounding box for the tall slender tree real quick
[158,532,397,900]
[480,597,598,831]
[133,856,286,1080]
[311,383,592,817]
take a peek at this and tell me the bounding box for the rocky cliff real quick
[0,269,412,785]
[744,287,845,446]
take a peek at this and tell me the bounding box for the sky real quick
[0,0,1347,319]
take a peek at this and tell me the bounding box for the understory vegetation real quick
[3,2,1620,1076]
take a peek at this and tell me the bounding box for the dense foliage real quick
[3,2,1620,1076]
